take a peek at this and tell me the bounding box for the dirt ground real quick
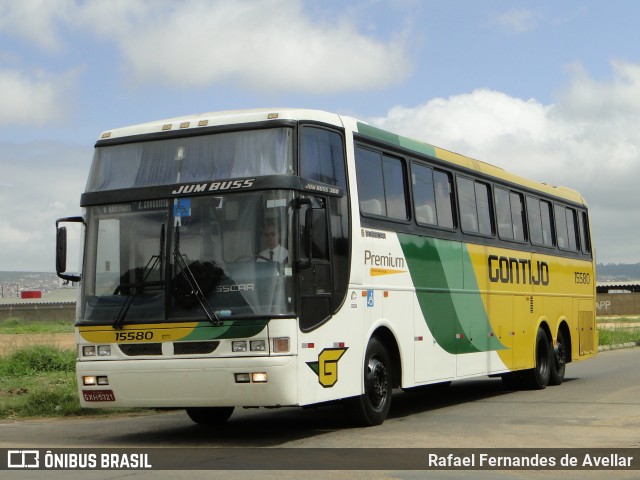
[0,333,75,356]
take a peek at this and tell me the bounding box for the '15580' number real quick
[114,331,154,342]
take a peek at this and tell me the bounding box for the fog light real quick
[83,376,97,386]
[235,373,251,383]
[273,337,290,353]
[82,346,96,357]
[252,372,268,383]
[232,341,247,352]
[250,340,266,352]
[97,345,111,356]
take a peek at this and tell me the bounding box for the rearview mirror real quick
[55,216,84,283]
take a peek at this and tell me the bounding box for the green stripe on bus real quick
[357,123,437,158]
[398,234,505,354]
[181,320,269,341]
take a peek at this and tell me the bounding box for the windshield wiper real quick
[173,225,223,327]
[113,224,165,330]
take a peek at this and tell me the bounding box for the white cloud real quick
[100,0,411,92]
[492,9,540,34]
[0,69,75,126]
[369,61,640,263]
[0,0,70,51]
[0,142,90,271]
[9,0,411,93]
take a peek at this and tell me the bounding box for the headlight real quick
[232,341,247,352]
[97,345,111,356]
[82,346,96,357]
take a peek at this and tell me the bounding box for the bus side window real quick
[495,187,513,239]
[578,210,592,254]
[433,170,454,228]
[299,127,346,189]
[412,162,437,226]
[457,176,492,236]
[355,147,408,221]
[527,196,554,247]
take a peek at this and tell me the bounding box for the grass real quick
[597,315,640,346]
[0,345,81,419]
[0,345,151,420]
[0,319,73,334]
[598,327,640,346]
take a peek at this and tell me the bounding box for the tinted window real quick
[495,188,513,239]
[555,204,579,251]
[458,177,492,235]
[527,197,554,247]
[495,188,526,241]
[412,163,437,226]
[355,147,408,221]
[566,208,578,251]
[356,148,385,216]
[579,211,591,254]
[383,155,408,220]
[412,163,456,229]
[527,197,543,245]
[475,182,492,235]
[300,127,346,189]
[540,200,553,246]
[510,192,525,241]
[434,170,455,228]
[458,177,478,233]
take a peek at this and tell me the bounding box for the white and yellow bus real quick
[56,109,597,426]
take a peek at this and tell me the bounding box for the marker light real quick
[252,372,268,383]
[83,376,97,386]
[273,337,290,353]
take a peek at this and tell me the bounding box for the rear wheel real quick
[346,338,392,426]
[522,328,552,389]
[549,329,567,386]
[186,407,234,425]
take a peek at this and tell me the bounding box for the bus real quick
[56,108,597,426]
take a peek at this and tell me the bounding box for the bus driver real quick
[258,222,288,264]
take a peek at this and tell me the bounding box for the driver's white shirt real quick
[258,245,288,263]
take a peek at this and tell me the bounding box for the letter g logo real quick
[306,348,348,388]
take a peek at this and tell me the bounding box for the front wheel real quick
[186,407,234,425]
[345,338,393,426]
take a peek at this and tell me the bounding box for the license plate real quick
[82,390,116,402]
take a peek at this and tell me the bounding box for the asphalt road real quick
[1,347,639,479]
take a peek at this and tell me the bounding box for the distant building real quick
[596,281,640,316]
[0,288,78,323]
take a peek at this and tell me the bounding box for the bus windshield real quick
[81,191,295,326]
[86,128,294,192]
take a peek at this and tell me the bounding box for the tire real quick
[549,329,567,386]
[522,328,552,389]
[346,338,393,426]
[186,407,234,425]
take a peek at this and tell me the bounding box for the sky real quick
[1,0,640,272]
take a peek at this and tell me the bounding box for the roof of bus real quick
[98,108,586,206]
[98,108,345,140]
